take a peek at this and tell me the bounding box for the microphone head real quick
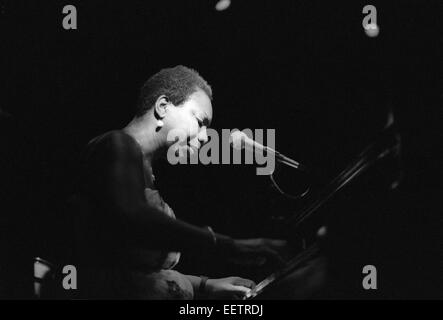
[230,130,247,150]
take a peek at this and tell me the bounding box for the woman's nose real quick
[198,126,208,144]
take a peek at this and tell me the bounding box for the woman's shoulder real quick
[84,130,142,161]
[89,129,134,147]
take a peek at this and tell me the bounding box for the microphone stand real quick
[274,151,310,173]
[266,148,311,199]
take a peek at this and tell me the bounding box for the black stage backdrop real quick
[1,0,441,299]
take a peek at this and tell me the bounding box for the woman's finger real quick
[230,285,251,295]
[233,278,256,289]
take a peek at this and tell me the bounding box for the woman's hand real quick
[229,238,289,268]
[205,277,256,300]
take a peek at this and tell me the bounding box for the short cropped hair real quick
[135,65,212,117]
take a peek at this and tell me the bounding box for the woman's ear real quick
[154,95,169,120]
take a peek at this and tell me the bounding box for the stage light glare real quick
[215,0,231,11]
[364,23,380,37]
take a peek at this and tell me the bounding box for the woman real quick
[72,65,287,299]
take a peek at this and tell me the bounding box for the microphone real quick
[230,130,275,154]
[229,131,309,172]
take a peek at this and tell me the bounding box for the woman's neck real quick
[123,115,161,164]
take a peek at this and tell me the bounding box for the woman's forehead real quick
[187,90,213,119]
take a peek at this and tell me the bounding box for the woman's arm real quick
[185,275,203,298]
[85,131,287,264]
[86,131,222,253]
[185,274,255,300]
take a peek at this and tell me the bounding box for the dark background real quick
[1,0,441,299]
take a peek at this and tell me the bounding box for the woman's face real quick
[162,89,213,154]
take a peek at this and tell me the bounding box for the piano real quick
[245,119,402,299]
